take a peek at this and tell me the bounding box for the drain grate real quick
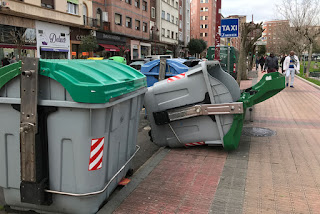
[242,127,276,137]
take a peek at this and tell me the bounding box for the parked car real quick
[129,58,151,70]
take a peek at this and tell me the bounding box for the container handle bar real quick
[45,145,140,197]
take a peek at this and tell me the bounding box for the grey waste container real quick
[144,61,242,148]
[0,58,147,214]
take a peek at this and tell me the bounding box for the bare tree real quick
[277,0,320,77]
[10,29,26,60]
[237,22,264,85]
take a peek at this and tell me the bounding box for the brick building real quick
[262,20,289,54]
[190,0,216,47]
[92,0,152,59]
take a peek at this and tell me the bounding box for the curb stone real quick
[295,75,320,90]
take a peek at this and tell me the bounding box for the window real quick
[171,0,174,5]
[171,15,174,23]
[176,17,178,25]
[179,21,182,28]
[176,1,178,8]
[167,13,170,21]
[67,2,78,15]
[162,10,165,19]
[162,28,165,36]
[115,13,122,25]
[143,22,147,32]
[135,0,140,8]
[96,8,102,27]
[176,32,178,40]
[167,30,170,38]
[135,20,140,30]
[83,4,88,25]
[200,0,208,2]
[126,17,132,28]
[41,0,54,9]
[125,0,132,4]
[200,16,208,20]
[200,7,208,12]
[200,24,208,28]
[200,33,208,37]
[180,6,182,15]
[151,7,156,18]
[171,31,174,39]
[142,1,147,11]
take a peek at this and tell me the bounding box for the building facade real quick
[92,0,151,60]
[156,0,179,53]
[177,0,190,57]
[262,20,289,54]
[0,0,93,62]
[190,0,216,47]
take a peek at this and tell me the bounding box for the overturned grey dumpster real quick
[0,58,147,214]
[144,61,285,150]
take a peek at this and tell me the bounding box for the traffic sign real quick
[221,18,239,38]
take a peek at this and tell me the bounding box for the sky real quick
[221,0,282,23]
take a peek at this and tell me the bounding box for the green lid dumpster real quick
[109,56,127,64]
[0,58,147,214]
[144,61,285,150]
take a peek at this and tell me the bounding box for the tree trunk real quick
[237,48,246,86]
[306,43,313,78]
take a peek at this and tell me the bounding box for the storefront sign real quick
[70,27,91,41]
[36,21,70,59]
[96,31,126,43]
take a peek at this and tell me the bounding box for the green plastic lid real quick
[0,59,147,104]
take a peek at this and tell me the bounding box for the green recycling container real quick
[109,56,127,64]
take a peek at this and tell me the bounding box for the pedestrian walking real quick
[9,56,17,64]
[259,56,265,71]
[255,57,259,70]
[265,53,279,73]
[280,54,287,73]
[283,51,300,88]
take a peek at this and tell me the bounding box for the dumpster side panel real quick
[0,73,146,213]
[0,104,20,189]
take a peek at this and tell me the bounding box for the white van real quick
[145,55,173,60]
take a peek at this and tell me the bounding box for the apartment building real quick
[0,0,93,60]
[178,0,190,57]
[156,0,179,53]
[262,20,289,54]
[190,0,216,47]
[92,0,151,59]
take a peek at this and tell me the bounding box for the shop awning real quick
[41,47,69,52]
[0,44,36,50]
[99,44,120,52]
[67,0,79,4]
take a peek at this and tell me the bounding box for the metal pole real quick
[227,38,230,73]
[214,0,221,61]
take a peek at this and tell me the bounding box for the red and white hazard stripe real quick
[233,63,236,73]
[167,73,186,83]
[185,142,206,147]
[88,137,105,171]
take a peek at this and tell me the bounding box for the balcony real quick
[83,16,110,32]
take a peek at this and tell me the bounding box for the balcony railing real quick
[83,16,110,31]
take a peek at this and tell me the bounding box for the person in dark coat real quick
[1,56,10,67]
[259,56,265,71]
[265,53,279,73]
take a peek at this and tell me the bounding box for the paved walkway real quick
[103,71,320,214]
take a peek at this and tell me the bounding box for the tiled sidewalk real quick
[243,76,320,214]
[108,72,320,214]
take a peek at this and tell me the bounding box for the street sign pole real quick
[227,38,230,73]
[214,0,221,61]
